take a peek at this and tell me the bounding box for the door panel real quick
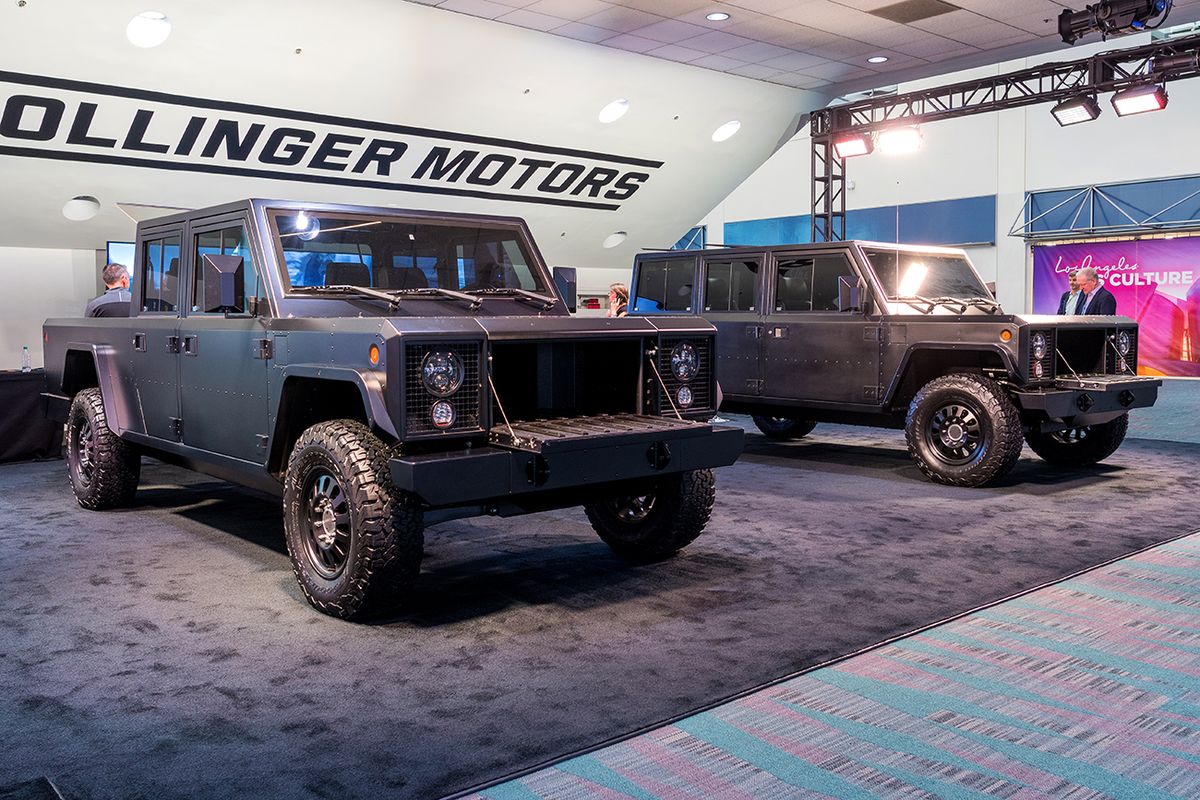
[762,251,881,406]
[177,220,271,463]
[131,232,183,441]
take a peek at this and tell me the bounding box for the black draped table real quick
[0,369,62,463]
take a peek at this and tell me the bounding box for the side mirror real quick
[837,276,862,313]
[203,254,245,313]
[552,266,577,313]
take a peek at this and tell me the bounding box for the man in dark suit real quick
[1076,267,1117,315]
[1057,269,1082,314]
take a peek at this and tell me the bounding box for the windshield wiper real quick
[294,285,482,311]
[893,295,937,314]
[464,286,557,310]
[928,297,969,314]
[963,296,1002,314]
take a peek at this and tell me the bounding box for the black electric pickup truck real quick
[631,241,1159,487]
[43,199,742,619]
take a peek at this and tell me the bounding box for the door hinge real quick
[746,378,764,393]
[169,417,183,438]
[252,339,273,359]
[746,325,763,339]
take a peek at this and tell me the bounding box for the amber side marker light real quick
[1000,330,1012,342]
[369,344,380,366]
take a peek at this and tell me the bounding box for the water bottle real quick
[21,345,31,372]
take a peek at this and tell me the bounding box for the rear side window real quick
[141,234,181,313]
[633,258,694,313]
[704,260,759,312]
[774,254,855,312]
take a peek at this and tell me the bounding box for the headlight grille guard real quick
[654,335,714,416]
[402,340,484,438]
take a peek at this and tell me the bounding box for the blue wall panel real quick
[724,195,996,247]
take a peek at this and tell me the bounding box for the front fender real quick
[276,365,398,440]
[63,342,134,435]
[883,344,1017,408]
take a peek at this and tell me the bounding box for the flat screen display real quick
[106,241,136,274]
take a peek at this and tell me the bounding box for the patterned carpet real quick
[463,530,1200,799]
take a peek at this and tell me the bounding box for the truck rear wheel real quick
[752,415,817,440]
[584,469,715,562]
[66,388,140,509]
[283,420,423,620]
[1024,414,1128,466]
[905,373,1023,487]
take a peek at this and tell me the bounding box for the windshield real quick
[865,248,990,300]
[269,210,547,294]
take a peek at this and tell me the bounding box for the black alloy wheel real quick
[751,415,817,440]
[66,387,141,509]
[1024,414,1128,466]
[301,469,352,580]
[584,469,715,563]
[926,401,983,466]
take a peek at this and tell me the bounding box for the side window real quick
[704,260,758,312]
[774,254,855,312]
[633,258,694,313]
[192,225,264,314]
[141,235,180,313]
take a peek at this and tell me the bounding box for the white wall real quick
[701,33,1200,313]
[0,246,98,369]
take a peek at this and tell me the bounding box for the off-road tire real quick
[1024,414,1128,466]
[584,469,715,563]
[282,420,423,620]
[905,373,1023,487]
[66,388,140,509]
[752,415,817,440]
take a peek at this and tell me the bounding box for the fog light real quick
[676,385,694,408]
[431,401,455,429]
[1033,361,1044,379]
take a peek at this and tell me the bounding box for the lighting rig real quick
[809,33,1200,242]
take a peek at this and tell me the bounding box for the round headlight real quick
[1031,332,1047,361]
[1033,361,1044,379]
[422,351,464,397]
[1117,330,1131,355]
[676,385,694,408]
[670,342,699,382]
[431,400,455,429]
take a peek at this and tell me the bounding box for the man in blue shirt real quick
[1056,269,1083,314]
[84,263,132,318]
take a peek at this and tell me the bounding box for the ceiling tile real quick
[603,32,665,51]
[722,0,798,12]
[806,34,883,59]
[551,20,618,42]
[437,0,513,18]
[800,60,878,80]
[727,63,788,79]
[629,18,713,42]
[690,53,753,70]
[889,32,970,57]
[937,19,1030,45]
[770,72,833,89]
[580,5,664,32]
[761,50,830,70]
[675,29,760,52]
[607,0,712,14]
[498,9,566,30]
[908,8,998,34]
[646,43,710,61]
[723,17,836,48]
[717,40,799,62]
[523,0,613,18]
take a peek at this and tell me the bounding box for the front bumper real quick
[389,415,744,507]
[1013,374,1160,422]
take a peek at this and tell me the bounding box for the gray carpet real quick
[1,419,1197,800]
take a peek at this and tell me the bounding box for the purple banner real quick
[1032,239,1200,377]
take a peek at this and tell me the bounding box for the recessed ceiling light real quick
[62,196,100,221]
[126,11,171,48]
[711,120,741,142]
[706,12,731,21]
[598,99,630,124]
[868,55,889,64]
[603,231,628,249]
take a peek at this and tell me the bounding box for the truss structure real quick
[1011,178,1200,238]
[809,32,1200,242]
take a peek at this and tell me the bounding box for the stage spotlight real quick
[1058,0,1171,45]
[1111,83,1168,116]
[1051,96,1102,126]
[878,125,922,155]
[832,132,873,159]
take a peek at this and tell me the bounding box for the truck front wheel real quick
[283,420,423,620]
[1024,414,1128,466]
[905,373,1023,487]
[66,388,140,509]
[584,469,715,562]
[752,415,817,440]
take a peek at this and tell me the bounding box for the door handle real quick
[746,325,762,339]
[133,333,146,352]
[183,335,199,356]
